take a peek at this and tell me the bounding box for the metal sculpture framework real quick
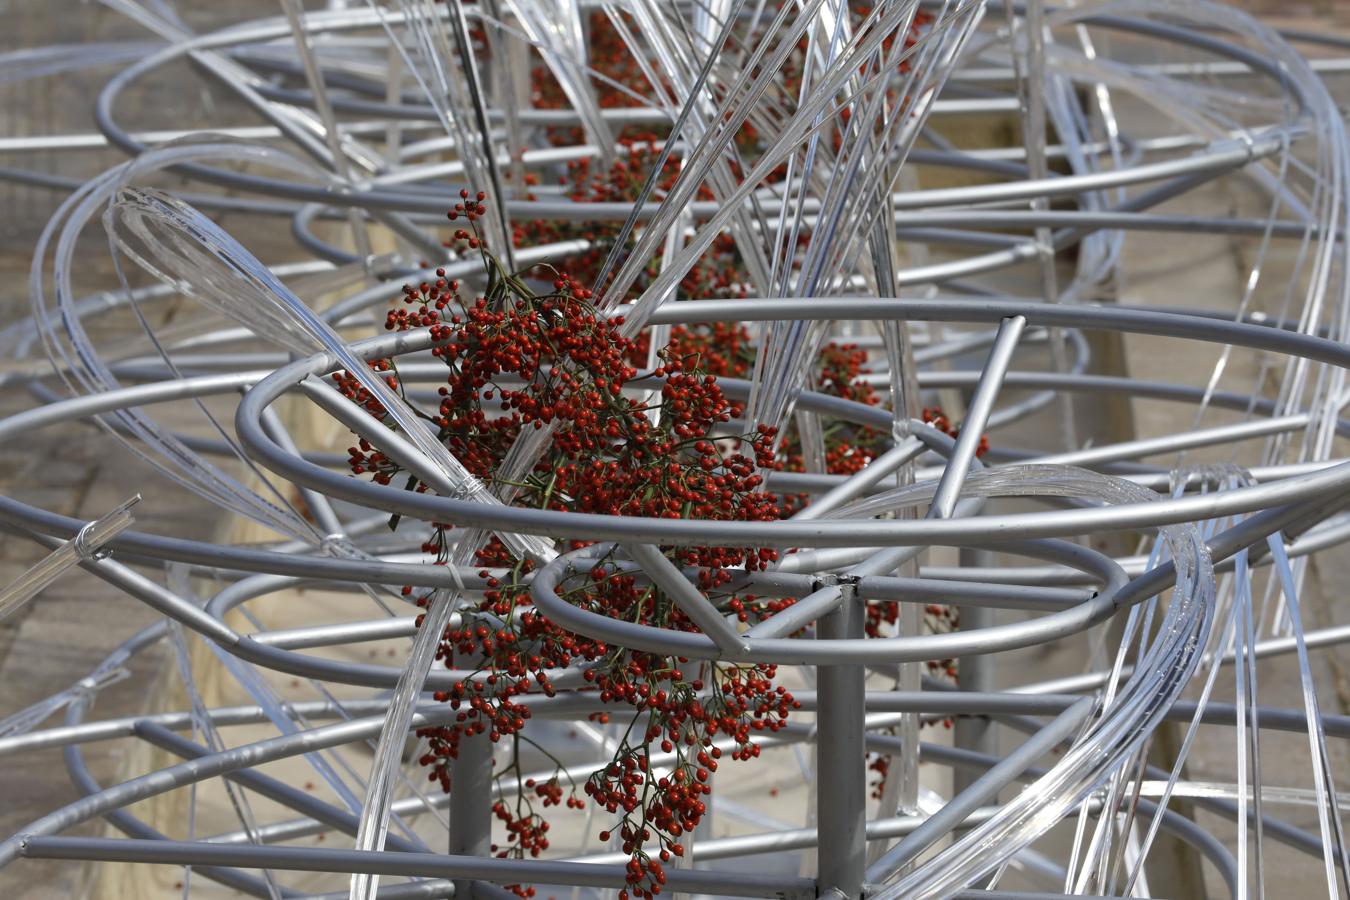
[1,1,1350,898]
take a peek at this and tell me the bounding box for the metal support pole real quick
[955,548,997,792]
[450,650,494,900]
[816,582,867,899]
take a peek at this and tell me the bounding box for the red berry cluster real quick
[334,193,812,898]
[325,0,986,889]
[580,654,794,897]
[331,179,988,891]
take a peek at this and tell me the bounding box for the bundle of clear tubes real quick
[1,1,1350,898]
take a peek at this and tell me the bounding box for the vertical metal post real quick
[450,647,494,900]
[816,584,866,899]
[954,549,996,792]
